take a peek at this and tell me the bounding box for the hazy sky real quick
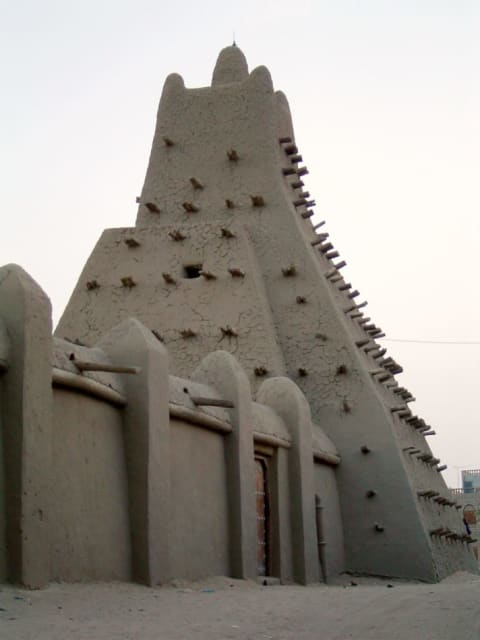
[1,1,478,487]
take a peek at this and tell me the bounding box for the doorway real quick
[255,457,270,576]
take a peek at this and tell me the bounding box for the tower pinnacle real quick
[212,45,248,86]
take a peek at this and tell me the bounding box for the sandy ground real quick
[0,573,479,640]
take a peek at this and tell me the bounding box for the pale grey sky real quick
[1,1,479,486]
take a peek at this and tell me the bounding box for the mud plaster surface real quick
[54,46,476,580]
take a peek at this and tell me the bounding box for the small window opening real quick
[184,264,203,279]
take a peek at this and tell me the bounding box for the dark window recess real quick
[184,264,203,279]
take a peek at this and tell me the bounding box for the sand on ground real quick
[0,572,479,640]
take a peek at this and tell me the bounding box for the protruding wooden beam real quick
[220,325,238,337]
[250,195,265,207]
[311,234,329,246]
[71,359,141,375]
[180,329,196,338]
[145,202,160,213]
[162,136,174,146]
[283,144,298,155]
[225,199,235,209]
[227,149,239,161]
[120,276,136,288]
[325,250,340,260]
[417,453,433,462]
[124,238,140,248]
[191,396,234,408]
[221,228,235,238]
[182,202,199,213]
[86,280,99,290]
[344,304,357,314]
[378,373,392,383]
[384,382,398,389]
[290,180,304,189]
[228,268,245,278]
[296,166,309,177]
[364,344,380,353]
[319,243,334,253]
[190,177,204,190]
[391,405,407,413]
[200,270,216,280]
[169,230,186,241]
[282,265,297,277]
[356,339,370,347]
[162,273,176,285]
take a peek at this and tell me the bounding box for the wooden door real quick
[255,458,269,576]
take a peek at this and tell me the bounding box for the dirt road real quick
[1,573,479,640]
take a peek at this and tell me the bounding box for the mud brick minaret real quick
[57,45,474,580]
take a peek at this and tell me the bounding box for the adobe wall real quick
[5,252,473,585]
[56,222,285,389]
[0,263,343,588]
[0,265,52,588]
[169,418,229,580]
[313,463,345,580]
[0,318,6,578]
[50,389,130,582]
[0,393,5,582]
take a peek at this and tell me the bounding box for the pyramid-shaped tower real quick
[57,46,475,580]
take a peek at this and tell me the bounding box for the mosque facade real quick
[0,46,476,588]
